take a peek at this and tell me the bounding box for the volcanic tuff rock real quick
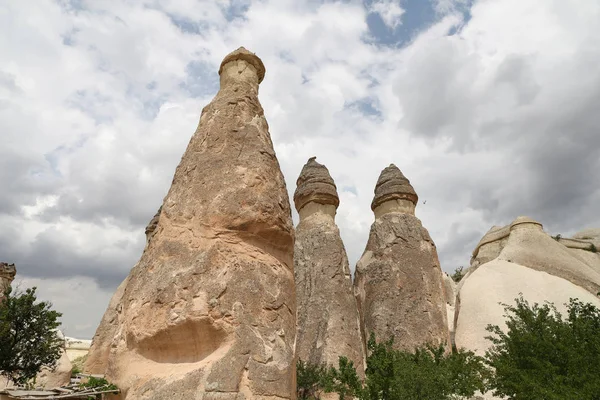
[455,217,600,399]
[86,47,296,400]
[86,204,161,374]
[36,330,72,389]
[455,217,600,400]
[293,157,365,377]
[354,164,450,351]
[0,262,16,295]
[84,275,130,374]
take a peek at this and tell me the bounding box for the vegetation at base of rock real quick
[71,354,88,376]
[588,243,598,253]
[485,295,600,400]
[297,360,330,400]
[297,334,488,400]
[78,376,118,391]
[451,266,464,283]
[0,286,63,385]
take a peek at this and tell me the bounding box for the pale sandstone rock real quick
[497,217,600,295]
[36,351,72,389]
[84,274,129,374]
[455,260,600,356]
[442,273,456,346]
[35,330,72,389]
[354,164,449,351]
[144,206,162,245]
[91,47,296,400]
[455,219,600,400]
[572,228,600,248]
[85,206,157,373]
[293,158,365,377]
[442,272,456,307]
[0,262,16,300]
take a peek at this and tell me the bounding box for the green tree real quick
[0,286,64,385]
[485,296,600,400]
[298,334,488,400]
[451,267,464,283]
[324,357,363,399]
[297,359,330,400]
[361,334,487,400]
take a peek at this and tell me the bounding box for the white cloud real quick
[1,0,600,338]
[369,0,405,30]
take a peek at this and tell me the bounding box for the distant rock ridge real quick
[464,216,600,295]
[354,164,449,352]
[85,47,297,400]
[293,157,365,381]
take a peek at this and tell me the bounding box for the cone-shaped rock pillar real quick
[293,157,365,376]
[354,164,449,351]
[86,47,297,399]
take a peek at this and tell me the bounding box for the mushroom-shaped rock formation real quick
[354,165,449,352]
[293,156,339,217]
[293,157,365,379]
[370,164,418,218]
[86,47,296,399]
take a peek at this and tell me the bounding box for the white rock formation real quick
[455,217,600,400]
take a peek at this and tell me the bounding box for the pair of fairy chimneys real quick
[293,157,418,220]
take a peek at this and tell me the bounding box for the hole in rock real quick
[134,318,226,363]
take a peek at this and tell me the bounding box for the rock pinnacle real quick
[293,156,340,213]
[371,164,418,211]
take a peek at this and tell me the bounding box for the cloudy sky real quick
[2,0,599,338]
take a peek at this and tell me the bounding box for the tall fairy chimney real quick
[86,47,297,399]
[354,164,450,351]
[293,157,365,378]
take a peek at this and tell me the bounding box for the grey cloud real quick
[0,225,140,290]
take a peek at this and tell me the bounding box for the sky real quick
[1,0,599,339]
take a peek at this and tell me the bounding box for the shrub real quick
[451,267,465,283]
[297,334,488,400]
[485,296,600,399]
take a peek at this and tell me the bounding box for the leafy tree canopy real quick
[485,295,600,400]
[297,334,488,400]
[0,286,64,385]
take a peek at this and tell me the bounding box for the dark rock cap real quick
[371,164,418,211]
[294,157,340,212]
[218,47,266,83]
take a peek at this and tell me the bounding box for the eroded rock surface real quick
[84,275,129,374]
[0,262,16,299]
[293,157,365,376]
[454,217,600,399]
[36,331,72,389]
[88,47,296,400]
[354,165,449,351]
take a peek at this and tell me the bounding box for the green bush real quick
[450,267,464,283]
[297,334,488,400]
[79,376,118,391]
[485,296,600,399]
